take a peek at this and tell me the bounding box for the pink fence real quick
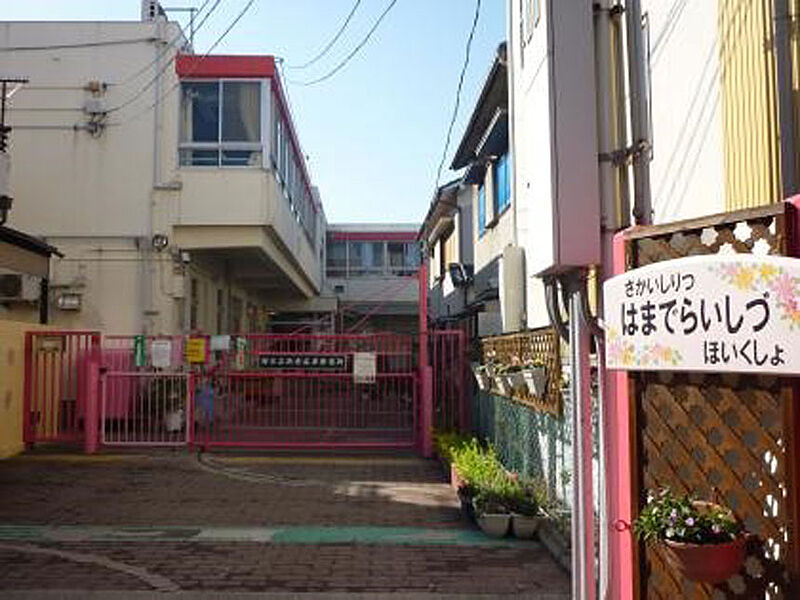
[24,331,100,446]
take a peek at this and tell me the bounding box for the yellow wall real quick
[719,0,781,210]
[0,320,48,458]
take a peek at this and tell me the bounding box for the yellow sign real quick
[185,337,207,364]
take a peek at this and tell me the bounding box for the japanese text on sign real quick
[603,255,800,374]
[257,353,348,371]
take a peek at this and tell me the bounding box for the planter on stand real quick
[522,366,548,398]
[471,363,493,392]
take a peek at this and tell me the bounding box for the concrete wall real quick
[326,275,418,307]
[0,320,48,458]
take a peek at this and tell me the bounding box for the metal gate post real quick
[418,259,433,457]
[84,350,100,454]
[23,332,33,448]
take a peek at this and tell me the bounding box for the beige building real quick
[323,223,419,335]
[1,6,325,335]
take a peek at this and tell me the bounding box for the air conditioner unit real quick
[0,273,40,302]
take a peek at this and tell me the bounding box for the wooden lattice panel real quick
[627,204,797,598]
[638,373,790,598]
[480,327,562,415]
[629,207,787,269]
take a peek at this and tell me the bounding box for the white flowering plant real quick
[634,488,743,545]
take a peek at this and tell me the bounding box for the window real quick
[493,153,511,216]
[388,242,419,276]
[326,240,347,277]
[478,183,486,237]
[180,81,262,167]
[348,242,384,275]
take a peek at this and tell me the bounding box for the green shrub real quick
[433,430,471,464]
[449,436,548,517]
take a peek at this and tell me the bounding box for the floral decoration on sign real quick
[713,262,800,329]
[607,327,682,368]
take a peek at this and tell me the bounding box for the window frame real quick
[478,182,487,238]
[178,78,265,169]
[492,153,511,217]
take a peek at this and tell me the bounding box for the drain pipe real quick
[626,0,652,225]
[564,270,595,600]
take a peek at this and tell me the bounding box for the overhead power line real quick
[288,0,400,86]
[286,0,362,70]
[434,0,481,191]
[107,0,227,114]
[111,0,258,127]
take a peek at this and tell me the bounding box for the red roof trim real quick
[329,231,418,242]
[175,54,275,79]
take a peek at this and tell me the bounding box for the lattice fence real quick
[480,326,562,415]
[625,204,798,598]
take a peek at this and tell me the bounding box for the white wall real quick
[642,1,725,223]
[509,0,600,280]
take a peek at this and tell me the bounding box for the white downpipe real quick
[568,273,596,600]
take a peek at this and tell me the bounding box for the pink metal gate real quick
[201,333,418,450]
[100,335,193,446]
[431,329,468,432]
[24,330,101,447]
[23,330,467,453]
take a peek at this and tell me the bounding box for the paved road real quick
[0,452,570,598]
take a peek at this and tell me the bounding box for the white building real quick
[1,4,325,334]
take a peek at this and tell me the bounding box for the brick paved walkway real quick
[0,453,570,598]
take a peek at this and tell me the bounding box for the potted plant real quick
[522,360,548,398]
[474,491,511,538]
[508,480,548,539]
[493,364,524,396]
[470,362,494,391]
[434,431,470,490]
[634,488,747,584]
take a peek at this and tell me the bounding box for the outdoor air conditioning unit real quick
[0,273,40,302]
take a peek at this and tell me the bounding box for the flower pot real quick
[476,372,492,391]
[477,513,511,538]
[494,375,513,396]
[471,364,493,391]
[522,366,548,398]
[663,536,747,583]
[512,514,545,539]
[450,463,465,491]
[507,371,525,392]
[457,488,476,522]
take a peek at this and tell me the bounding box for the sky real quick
[4,0,507,225]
